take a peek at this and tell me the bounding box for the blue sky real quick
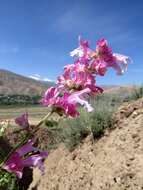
[0,0,142,85]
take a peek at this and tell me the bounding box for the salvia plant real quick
[0,37,131,188]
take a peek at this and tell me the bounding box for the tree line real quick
[0,94,41,105]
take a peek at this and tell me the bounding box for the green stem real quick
[36,111,53,128]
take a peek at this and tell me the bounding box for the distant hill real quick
[103,85,137,94]
[0,69,54,95]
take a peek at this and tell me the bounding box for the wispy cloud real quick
[29,74,54,82]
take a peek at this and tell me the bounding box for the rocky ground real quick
[29,98,143,190]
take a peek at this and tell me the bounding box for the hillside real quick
[0,69,54,95]
[104,85,136,95]
[29,98,143,190]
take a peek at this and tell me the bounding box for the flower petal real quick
[68,88,94,112]
[15,113,29,128]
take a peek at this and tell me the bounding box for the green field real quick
[0,105,49,124]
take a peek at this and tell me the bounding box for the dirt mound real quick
[29,98,143,190]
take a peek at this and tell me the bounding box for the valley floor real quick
[0,105,49,124]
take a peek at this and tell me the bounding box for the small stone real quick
[132,133,139,139]
[90,147,94,152]
[120,135,126,141]
[134,144,140,149]
[126,162,131,167]
[129,156,135,161]
[134,137,140,143]
[71,153,77,160]
[132,111,138,118]
[116,177,121,184]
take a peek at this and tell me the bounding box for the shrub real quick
[90,105,115,138]
[0,170,19,190]
[129,85,143,100]
[58,94,116,150]
[89,94,115,138]
[59,109,91,151]
[0,94,41,105]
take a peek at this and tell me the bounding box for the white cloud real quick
[42,78,53,82]
[29,74,54,82]
[29,75,40,81]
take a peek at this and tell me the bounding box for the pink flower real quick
[70,36,89,57]
[70,36,91,64]
[55,88,94,117]
[3,140,48,178]
[92,38,130,75]
[42,87,79,117]
[15,113,29,129]
[42,87,60,106]
[90,59,107,76]
[70,47,84,58]
[42,36,131,118]
[113,53,131,75]
[95,38,114,63]
[57,62,101,94]
[68,88,93,112]
[85,85,103,94]
[42,86,95,117]
[58,93,80,117]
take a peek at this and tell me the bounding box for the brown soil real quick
[29,98,143,190]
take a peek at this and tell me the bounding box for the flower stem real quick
[0,111,53,168]
[36,111,53,128]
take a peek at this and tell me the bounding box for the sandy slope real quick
[29,98,143,190]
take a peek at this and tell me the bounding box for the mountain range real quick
[0,69,54,95]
